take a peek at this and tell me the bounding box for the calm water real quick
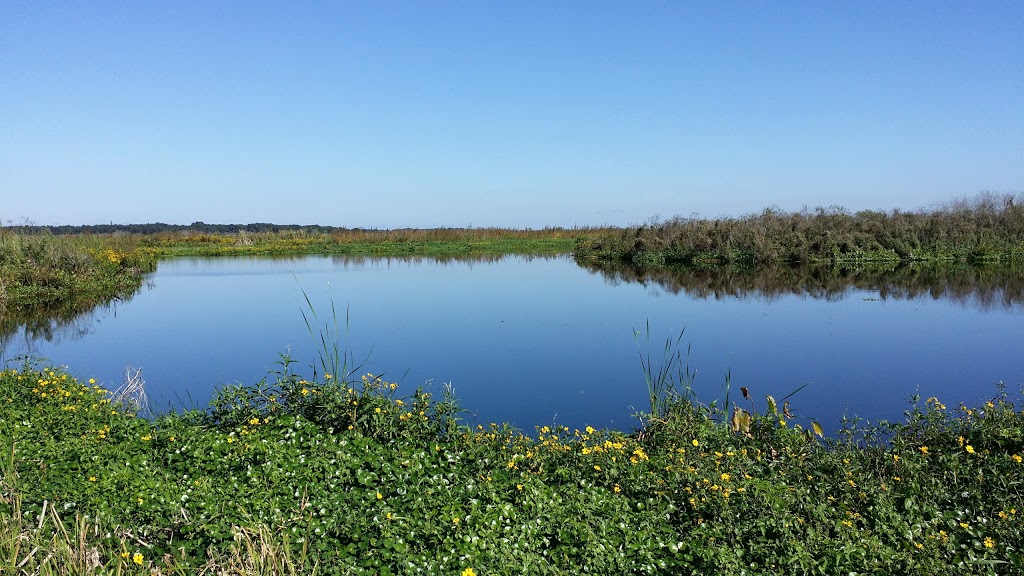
[4,255,1023,433]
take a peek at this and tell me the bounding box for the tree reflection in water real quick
[577,259,1024,311]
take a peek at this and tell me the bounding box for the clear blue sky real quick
[2,1,1021,228]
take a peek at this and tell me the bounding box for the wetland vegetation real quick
[11,225,612,259]
[1,362,1021,575]
[0,229,156,346]
[574,193,1024,267]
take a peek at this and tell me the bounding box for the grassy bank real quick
[574,194,1024,268]
[0,230,156,334]
[1,362,1021,575]
[137,227,608,258]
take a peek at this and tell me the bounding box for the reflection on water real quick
[4,255,1023,434]
[1,279,152,362]
[327,252,564,269]
[578,260,1024,311]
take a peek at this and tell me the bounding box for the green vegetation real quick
[8,225,608,259]
[2,359,1021,575]
[0,229,156,343]
[575,193,1024,267]
[138,227,606,258]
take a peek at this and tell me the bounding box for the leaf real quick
[739,411,752,435]
[765,395,778,416]
[811,422,824,437]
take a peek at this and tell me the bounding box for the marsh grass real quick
[0,228,156,349]
[298,285,368,385]
[576,193,1024,267]
[138,227,611,258]
[633,322,702,445]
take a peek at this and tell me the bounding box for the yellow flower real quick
[300,388,309,396]
[585,425,596,435]
[613,484,621,493]
[691,439,699,447]
[594,465,601,471]
[720,473,730,481]
[461,569,476,576]
[984,537,995,548]
[133,552,144,565]
[966,445,976,454]
[89,476,97,482]
[918,446,929,455]
[1012,454,1022,463]
[376,492,382,500]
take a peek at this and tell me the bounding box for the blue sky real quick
[2,1,1021,228]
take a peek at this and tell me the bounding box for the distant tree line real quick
[0,222,345,235]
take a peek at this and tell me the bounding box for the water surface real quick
[5,255,1023,433]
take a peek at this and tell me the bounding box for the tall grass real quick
[298,284,367,384]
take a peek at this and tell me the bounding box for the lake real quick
[3,254,1023,434]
